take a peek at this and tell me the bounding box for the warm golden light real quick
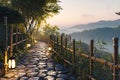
[8,57,16,69]
[48,46,52,51]
[26,44,31,48]
[34,40,37,43]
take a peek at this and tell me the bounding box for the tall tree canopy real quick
[11,0,61,35]
[0,0,61,35]
[43,24,60,36]
[0,6,24,24]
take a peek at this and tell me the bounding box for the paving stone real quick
[8,77,18,80]
[28,77,39,80]
[5,73,15,78]
[38,73,46,77]
[46,67,54,71]
[0,42,76,80]
[47,63,54,66]
[40,52,45,54]
[39,77,44,80]
[44,76,55,80]
[42,57,48,60]
[57,74,68,79]
[27,72,38,77]
[23,62,30,65]
[27,65,36,68]
[20,76,28,80]
[5,70,19,78]
[0,78,7,80]
[57,71,67,74]
[17,65,26,69]
[32,54,40,56]
[14,74,19,78]
[56,78,65,80]
[39,69,48,74]
[29,61,38,65]
[38,64,47,69]
[26,68,39,73]
[18,69,26,73]
[33,58,39,60]
[47,70,57,77]
[38,62,46,65]
[18,72,26,77]
[47,59,54,62]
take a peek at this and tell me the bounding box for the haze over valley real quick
[60,19,120,34]
[60,19,120,52]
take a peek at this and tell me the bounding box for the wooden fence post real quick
[89,40,94,80]
[50,35,54,51]
[50,35,52,43]
[56,36,59,52]
[53,35,56,51]
[10,25,13,57]
[53,35,56,71]
[112,37,119,80]
[65,38,67,59]
[18,29,20,48]
[15,27,18,51]
[73,39,76,63]
[4,16,8,74]
[73,39,76,74]
[64,37,67,67]
[61,35,63,55]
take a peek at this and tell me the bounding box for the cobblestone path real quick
[0,42,76,80]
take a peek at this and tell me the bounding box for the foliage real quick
[14,48,27,64]
[0,6,24,24]
[31,24,60,43]
[0,0,62,63]
[0,0,62,45]
[43,24,60,37]
[11,0,62,35]
[96,39,107,51]
[0,0,11,6]
[0,52,4,61]
[51,36,115,80]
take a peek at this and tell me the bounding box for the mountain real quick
[60,19,120,34]
[70,27,120,45]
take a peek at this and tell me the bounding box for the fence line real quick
[3,26,27,75]
[50,35,120,80]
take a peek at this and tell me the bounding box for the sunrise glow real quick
[47,0,120,29]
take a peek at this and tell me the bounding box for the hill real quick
[60,19,120,34]
[70,27,120,44]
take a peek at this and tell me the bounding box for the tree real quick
[95,39,108,58]
[0,6,25,62]
[0,0,61,45]
[11,0,62,35]
[0,0,11,6]
[43,24,60,37]
[0,6,24,24]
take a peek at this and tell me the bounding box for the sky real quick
[47,0,120,29]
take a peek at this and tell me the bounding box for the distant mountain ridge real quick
[60,19,120,34]
[70,27,120,44]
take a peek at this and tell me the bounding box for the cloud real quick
[81,14,94,18]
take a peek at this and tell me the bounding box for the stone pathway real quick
[0,42,76,80]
